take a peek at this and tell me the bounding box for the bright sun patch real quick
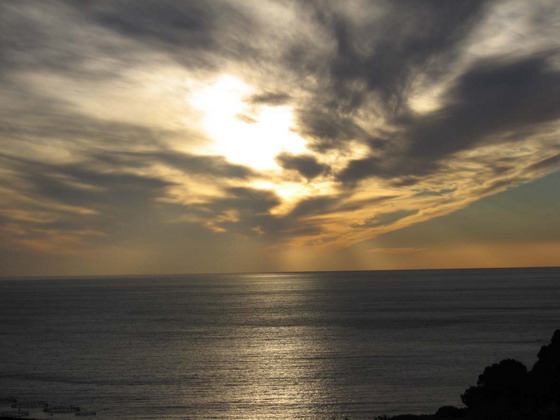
[190,75,308,171]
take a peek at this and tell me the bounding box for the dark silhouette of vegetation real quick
[376,329,560,420]
[461,359,529,417]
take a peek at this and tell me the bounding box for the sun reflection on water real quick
[198,273,335,419]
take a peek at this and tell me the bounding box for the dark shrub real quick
[530,329,560,410]
[461,359,529,413]
[435,405,463,418]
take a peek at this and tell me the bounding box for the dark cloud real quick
[263,194,400,239]
[337,155,433,184]
[276,153,329,180]
[206,187,280,214]
[1,112,168,151]
[0,153,180,254]
[0,146,263,254]
[335,1,483,103]
[529,153,560,171]
[0,2,75,73]
[296,110,369,151]
[91,0,216,46]
[351,209,419,229]
[100,151,256,179]
[475,178,520,196]
[72,0,256,70]
[338,52,560,183]
[247,92,291,106]
[153,152,255,178]
[291,0,488,150]
[0,1,149,81]
[336,195,398,213]
[285,196,339,219]
[337,157,384,183]
[408,53,560,159]
[5,156,175,213]
[183,189,341,240]
[414,188,457,198]
[183,186,282,237]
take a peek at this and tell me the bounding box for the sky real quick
[0,0,559,276]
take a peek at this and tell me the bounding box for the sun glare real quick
[190,75,308,171]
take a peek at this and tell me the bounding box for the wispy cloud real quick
[367,247,427,255]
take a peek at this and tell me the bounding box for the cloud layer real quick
[0,0,559,274]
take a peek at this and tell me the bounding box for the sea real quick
[1,267,559,419]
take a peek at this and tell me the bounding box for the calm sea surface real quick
[1,267,559,419]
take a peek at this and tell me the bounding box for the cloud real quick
[529,152,560,171]
[0,1,152,82]
[352,210,419,229]
[407,53,560,158]
[275,153,329,180]
[287,0,489,155]
[180,186,282,236]
[247,92,291,106]
[65,0,274,74]
[295,110,368,152]
[0,0,559,272]
[312,0,487,105]
[2,155,174,212]
[367,247,426,255]
[284,196,340,219]
[101,151,256,179]
[338,52,560,183]
[0,153,179,254]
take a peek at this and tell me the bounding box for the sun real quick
[189,75,308,171]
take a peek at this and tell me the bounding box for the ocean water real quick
[0,267,559,419]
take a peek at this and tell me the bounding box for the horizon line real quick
[1,265,559,281]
